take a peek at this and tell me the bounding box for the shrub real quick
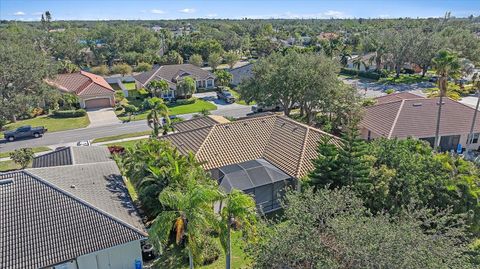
[135,62,152,72]
[111,63,133,76]
[108,145,125,155]
[123,104,138,114]
[115,91,125,102]
[340,68,384,80]
[91,65,109,75]
[174,98,196,106]
[52,109,86,118]
[10,148,34,169]
[200,238,221,266]
[385,89,395,94]
[30,107,45,117]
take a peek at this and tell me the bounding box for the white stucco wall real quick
[75,240,143,269]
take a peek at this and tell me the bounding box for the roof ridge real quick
[166,124,214,137]
[195,125,217,158]
[69,147,76,165]
[279,115,339,139]
[295,127,310,178]
[388,99,406,138]
[144,66,163,85]
[22,170,148,237]
[28,160,116,170]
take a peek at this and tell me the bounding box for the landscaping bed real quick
[379,74,430,84]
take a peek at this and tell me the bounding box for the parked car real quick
[162,115,178,125]
[77,140,91,146]
[4,125,47,142]
[217,90,236,103]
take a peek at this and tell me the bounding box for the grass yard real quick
[123,82,136,90]
[0,146,51,159]
[379,74,429,85]
[118,99,217,121]
[0,160,23,172]
[201,232,251,269]
[229,89,255,105]
[92,131,151,143]
[1,115,90,137]
[105,138,147,149]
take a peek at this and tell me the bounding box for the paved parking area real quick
[86,108,121,127]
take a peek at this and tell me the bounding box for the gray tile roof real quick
[0,171,146,269]
[33,147,72,168]
[134,64,216,87]
[33,146,112,168]
[229,63,253,86]
[26,162,145,232]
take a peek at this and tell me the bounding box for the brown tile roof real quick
[45,71,114,97]
[375,92,424,105]
[163,115,341,178]
[0,171,145,269]
[361,97,480,138]
[134,64,216,86]
[173,115,229,132]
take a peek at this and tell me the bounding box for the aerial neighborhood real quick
[1,1,480,268]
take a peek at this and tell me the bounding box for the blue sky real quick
[0,0,479,21]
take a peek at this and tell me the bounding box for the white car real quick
[76,140,91,146]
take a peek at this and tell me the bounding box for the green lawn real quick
[229,89,255,105]
[0,160,23,172]
[118,99,217,121]
[1,115,90,137]
[0,146,51,159]
[201,232,251,269]
[123,82,136,90]
[92,131,151,143]
[379,74,429,85]
[105,139,147,149]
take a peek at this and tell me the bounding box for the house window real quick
[206,79,213,88]
[468,133,480,144]
[367,130,371,141]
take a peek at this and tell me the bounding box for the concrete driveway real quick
[86,108,121,127]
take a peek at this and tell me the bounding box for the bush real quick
[115,91,125,102]
[111,63,133,76]
[91,65,109,75]
[385,89,395,94]
[10,148,34,169]
[108,145,125,155]
[123,104,138,114]
[174,98,196,106]
[52,109,86,118]
[135,62,152,72]
[340,68,384,80]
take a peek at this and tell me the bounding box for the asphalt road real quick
[0,102,253,152]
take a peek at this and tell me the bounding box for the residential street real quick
[0,103,253,152]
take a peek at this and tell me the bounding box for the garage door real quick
[85,98,111,109]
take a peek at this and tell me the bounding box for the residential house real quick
[360,92,480,152]
[0,146,146,269]
[165,114,341,213]
[133,64,216,100]
[229,63,253,87]
[45,71,115,109]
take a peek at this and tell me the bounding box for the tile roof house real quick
[45,71,115,109]
[133,64,216,100]
[0,146,146,269]
[164,114,341,213]
[360,93,480,152]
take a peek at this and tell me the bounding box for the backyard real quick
[1,114,90,137]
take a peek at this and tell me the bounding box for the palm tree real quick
[219,189,257,269]
[467,72,480,153]
[432,50,461,150]
[352,57,365,71]
[147,97,170,137]
[147,80,169,98]
[149,180,224,269]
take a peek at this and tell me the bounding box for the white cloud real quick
[179,8,196,14]
[14,11,25,16]
[378,14,390,18]
[150,9,165,14]
[323,10,345,18]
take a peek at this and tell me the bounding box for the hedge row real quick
[53,109,87,118]
[340,68,384,80]
[174,98,196,106]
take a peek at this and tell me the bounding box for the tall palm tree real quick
[467,72,480,153]
[147,97,170,137]
[432,50,460,150]
[219,189,257,269]
[150,180,224,269]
